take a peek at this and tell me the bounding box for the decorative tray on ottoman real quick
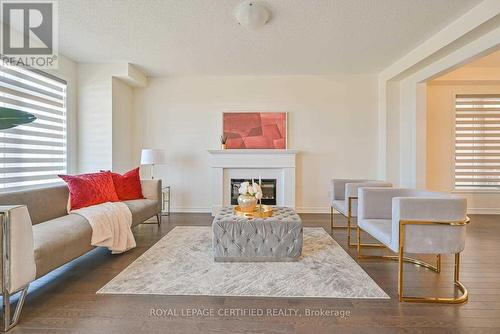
[233,204,273,218]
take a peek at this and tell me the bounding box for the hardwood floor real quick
[9,213,500,334]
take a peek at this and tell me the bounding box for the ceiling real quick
[58,0,482,76]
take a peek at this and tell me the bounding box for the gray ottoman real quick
[212,206,303,262]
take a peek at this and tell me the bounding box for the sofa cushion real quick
[122,199,159,226]
[32,214,93,279]
[59,172,119,211]
[109,168,144,200]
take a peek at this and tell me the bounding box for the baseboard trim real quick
[170,207,211,213]
[467,208,500,215]
[295,207,331,214]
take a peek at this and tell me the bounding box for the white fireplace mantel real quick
[208,149,298,215]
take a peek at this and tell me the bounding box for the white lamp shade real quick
[140,149,166,165]
[235,2,270,29]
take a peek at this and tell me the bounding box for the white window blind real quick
[455,94,500,189]
[0,64,67,192]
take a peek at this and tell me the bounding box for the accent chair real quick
[329,179,392,247]
[357,187,469,303]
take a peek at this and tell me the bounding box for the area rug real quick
[98,227,389,299]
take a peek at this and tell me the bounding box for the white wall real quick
[385,81,401,185]
[77,64,115,172]
[77,63,141,173]
[133,75,379,213]
[112,78,135,173]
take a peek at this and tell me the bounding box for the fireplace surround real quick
[208,149,298,215]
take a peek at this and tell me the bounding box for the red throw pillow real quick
[109,167,144,200]
[59,171,119,211]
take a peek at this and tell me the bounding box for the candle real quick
[259,174,261,186]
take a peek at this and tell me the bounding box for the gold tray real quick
[234,205,273,218]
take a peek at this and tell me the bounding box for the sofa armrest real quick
[140,179,162,213]
[0,205,36,294]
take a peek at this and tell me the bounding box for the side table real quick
[162,185,170,216]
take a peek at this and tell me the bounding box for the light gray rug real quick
[98,227,389,299]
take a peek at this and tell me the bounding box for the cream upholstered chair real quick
[330,179,392,247]
[357,187,470,304]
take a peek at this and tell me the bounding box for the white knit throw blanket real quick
[72,202,136,254]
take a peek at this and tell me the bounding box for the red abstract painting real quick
[223,112,287,149]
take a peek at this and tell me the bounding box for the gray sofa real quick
[0,179,162,331]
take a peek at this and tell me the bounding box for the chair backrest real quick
[0,185,69,225]
[393,189,468,254]
[331,179,370,200]
[345,181,392,198]
[341,181,392,217]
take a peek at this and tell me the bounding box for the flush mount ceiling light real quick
[235,2,271,29]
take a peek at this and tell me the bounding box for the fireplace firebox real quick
[231,179,277,205]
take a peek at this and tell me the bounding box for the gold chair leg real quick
[331,207,386,249]
[399,253,468,304]
[331,208,348,230]
[357,227,439,272]
[348,222,386,248]
[347,215,351,246]
[398,245,404,301]
[346,197,385,248]
[330,206,333,230]
[358,225,462,303]
[357,226,361,260]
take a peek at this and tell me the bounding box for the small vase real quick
[237,194,257,213]
[221,144,227,150]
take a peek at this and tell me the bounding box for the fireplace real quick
[231,179,277,205]
[208,149,297,215]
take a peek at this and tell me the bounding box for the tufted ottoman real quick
[212,206,303,262]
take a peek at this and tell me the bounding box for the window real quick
[455,94,500,190]
[0,64,67,191]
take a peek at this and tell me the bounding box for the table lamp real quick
[140,149,166,179]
